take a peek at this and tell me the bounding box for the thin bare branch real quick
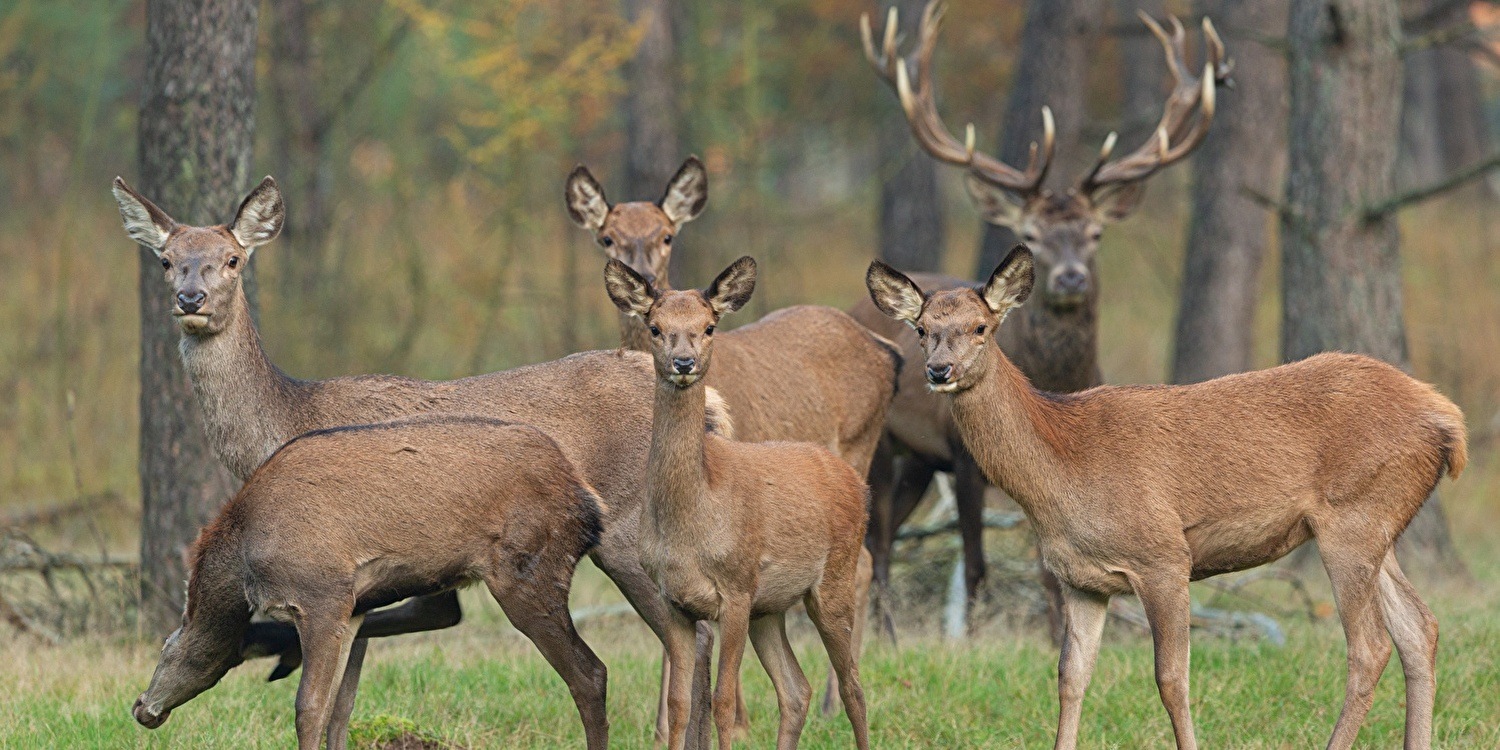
[1364,152,1500,221]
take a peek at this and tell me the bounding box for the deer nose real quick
[672,357,696,374]
[926,363,954,384]
[176,291,206,314]
[1055,268,1089,295]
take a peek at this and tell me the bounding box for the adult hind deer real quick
[867,246,1462,750]
[605,256,870,750]
[851,0,1230,635]
[566,156,893,721]
[112,175,728,747]
[131,417,609,750]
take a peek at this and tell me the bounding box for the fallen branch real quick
[0,589,60,646]
[894,510,1026,542]
[1,491,121,530]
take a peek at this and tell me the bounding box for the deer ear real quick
[982,245,1035,316]
[112,177,176,255]
[659,156,707,226]
[705,256,756,316]
[230,176,284,253]
[604,258,656,317]
[565,165,611,234]
[866,261,925,325]
[1089,182,1147,223]
[963,174,1026,228]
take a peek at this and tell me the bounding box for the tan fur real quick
[113,177,726,743]
[867,251,1463,750]
[132,418,609,750]
[606,258,872,750]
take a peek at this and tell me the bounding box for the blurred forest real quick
[2,0,1499,635]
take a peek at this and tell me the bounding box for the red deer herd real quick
[113,2,1464,749]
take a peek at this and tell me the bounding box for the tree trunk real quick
[136,0,257,636]
[1398,0,1491,190]
[268,0,332,303]
[878,0,945,273]
[1115,0,1167,151]
[976,0,1098,276]
[1282,0,1465,577]
[1170,0,1288,384]
[622,0,687,277]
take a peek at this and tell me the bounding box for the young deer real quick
[852,0,1229,632]
[605,256,871,750]
[113,175,727,746]
[867,246,1463,750]
[132,417,609,750]
[568,158,892,722]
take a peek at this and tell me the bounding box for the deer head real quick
[863,0,1229,308]
[868,245,1034,393]
[567,157,708,289]
[112,176,284,336]
[603,256,756,387]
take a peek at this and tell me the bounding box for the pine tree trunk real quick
[1170,0,1288,384]
[1398,0,1491,190]
[622,0,686,276]
[1282,0,1465,577]
[878,0,945,273]
[976,0,1098,276]
[136,0,258,636]
[268,0,332,303]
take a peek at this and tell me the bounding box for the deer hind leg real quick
[483,568,609,750]
[954,450,989,631]
[583,545,684,747]
[1133,574,1198,750]
[868,452,938,642]
[806,573,870,750]
[1317,534,1394,750]
[1377,550,1437,750]
[292,607,362,750]
[749,612,812,750]
[323,636,368,750]
[821,546,873,717]
[1053,583,1108,750]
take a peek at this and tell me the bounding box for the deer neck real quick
[177,288,308,481]
[645,374,710,532]
[1009,284,1100,392]
[619,312,655,352]
[948,339,1084,517]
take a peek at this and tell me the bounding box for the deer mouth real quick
[172,311,213,330]
[133,697,170,729]
[927,381,960,394]
[667,373,701,387]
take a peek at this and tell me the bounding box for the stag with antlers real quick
[850,0,1231,636]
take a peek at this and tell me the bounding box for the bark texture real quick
[1282,0,1463,575]
[878,0,945,273]
[268,0,332,301]
[1170,0,1288,384]
[622,0,686,276]
[976,0,1098,276]
[136,0,257,636]
[1398,0,1491,189]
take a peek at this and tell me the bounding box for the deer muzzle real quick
[132,695,170,729]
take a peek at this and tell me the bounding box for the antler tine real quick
[1079,13,1228,192]
[861,7,904,86]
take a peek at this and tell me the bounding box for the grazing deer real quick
[567,157,893,721]
[867,246,1462,750]
[112,175,729,747]
[852,0,1229,633]
[605,256,871,750]
[131,417,610,750]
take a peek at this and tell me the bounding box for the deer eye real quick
[600,237,615,248]
[975,324,986,336]
[704,325,714,336]
[160,258,171,270]
[1090,230,1102,241]
[649,324,661,337]
[228,256,240,269]
[663,234,673,245]
[915,326,926,338]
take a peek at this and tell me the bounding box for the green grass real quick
[5,582,1498,750]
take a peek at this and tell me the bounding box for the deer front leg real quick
[324,637,368,750]
[1134,575,1198,750]
[749,612,811,750]
[293,611,362,750]
[660,611,701,750]
[713,598,753,750]
[1054,583,1108,750]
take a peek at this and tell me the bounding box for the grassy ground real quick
[4,557,1499,750]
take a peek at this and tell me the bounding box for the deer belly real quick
[1038,539,1132,596]
[1186,514,1313,579]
